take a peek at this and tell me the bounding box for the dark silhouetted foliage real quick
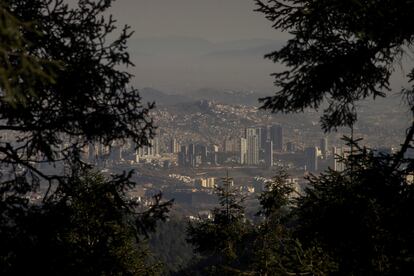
[0,169,171,275]
[0,0,171,274]
[149,217,195,275]
[256,1,414,274]
[255,0,414,130]
[295,140,414,275]
[185,171,335,275]
[250,170,336,276]
[0,0,154,190]
[186,175,252,275]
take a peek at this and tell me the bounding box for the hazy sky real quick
[85,0,286,92]
[65,1,410,93]
[65,1,290,92]
[108,0,282,42]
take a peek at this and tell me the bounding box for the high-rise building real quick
[178,145,188,167]
[246,129,259,165]
[188,144,196,167]
[196,144,208,164]
[260,126,269,149]
[264,139,273,168]
[332,146,345,172]
[320,137,328,158]
[224,137,240,153]
[169,138,180,154]
[209,144,219,165]
[255,128,263,150]
[305,146,318,172]
[136,138,160,161]
[270,124,283,151]
[153,139,160,156]
[240,137,247,165]
[245,128,257,138]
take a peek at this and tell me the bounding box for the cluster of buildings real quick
[302,138,346,172]
[227,125,283,167]
[79,123,350,174]
[176,143,219,167]
[167,125,283,168]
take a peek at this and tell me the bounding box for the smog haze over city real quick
[60,0,413,231]
[107,0,283,92]
[72,0,414,213]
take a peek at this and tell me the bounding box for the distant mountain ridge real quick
[131,36,215,56]
[130,36,282,58]
[140,87,267,106]
[204,43,278,59]
[189,88,265,105]
[140,88,192,106]
[128,36,280,92]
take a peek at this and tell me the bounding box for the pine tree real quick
[0,1,171,274]
[0,0,155,193]
[295,140,414,274]
[255,0,414,131]
[1,169,172,275]
[251,170,335,276]
[187,173,251,275]
[255,1,414,274]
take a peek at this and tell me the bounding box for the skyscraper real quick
[254,127,263,150]
[136,138,160,161]
[246,128,259,165]
[270,124,283,151]
[188,144,196,167]
[209,144,219,165]
[260,126,269,149]
[305,146,318,172]
[332,146,345,172]
[264,139,273,168]
[320,137,328,158]
[196,144,208,164]
[169,138,180,153]
[240,137,247,165]
[178,145,188,167]
[224,137,240,153]
[245,127,257,138]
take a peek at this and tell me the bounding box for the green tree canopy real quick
[0,3,57,104]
